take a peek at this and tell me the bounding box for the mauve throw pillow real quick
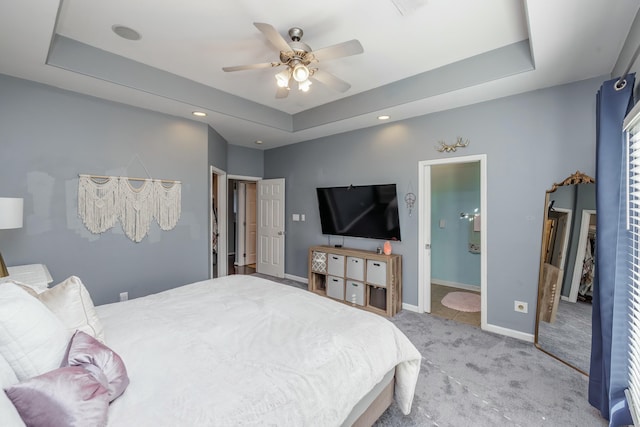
[66,331,129,402]
[5,366,109,427]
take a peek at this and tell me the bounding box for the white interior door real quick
[568,210,596,302]
[257,178,285,277]
[418,155,487,330]
[419,164,433,313]
[245,182,257,265]
[210,166,227,278]
[236,183,246,266]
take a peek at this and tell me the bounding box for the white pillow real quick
[0,353,18,387]
[0,284,70,381]
[0,355,25,427]
[36,276,105,343]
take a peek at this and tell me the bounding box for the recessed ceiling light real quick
[255,140,263,145]
[377,115,390,120]
[192,111,207,117]
[112,25,141,41]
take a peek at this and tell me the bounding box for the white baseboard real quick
[432,279,480,293]
[286,273,308,284]
[402,303,420,313]
[399,302,533,342]
[400,304,533,342]
[483,323,534,342]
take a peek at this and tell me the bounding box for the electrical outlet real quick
[514,300,528,313]
[119,292,128,302]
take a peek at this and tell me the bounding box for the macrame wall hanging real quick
[78,174,181,243]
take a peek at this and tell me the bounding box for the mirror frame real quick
[534,170,595,376]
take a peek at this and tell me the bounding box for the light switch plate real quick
[292,214,300,221]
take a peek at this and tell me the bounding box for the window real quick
[624,102,640,424]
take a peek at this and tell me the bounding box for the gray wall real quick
[208,126,228,172]
[0,74,211,305]
[264,76,603,335]
[228,145,264,178]
[0,67,607,336]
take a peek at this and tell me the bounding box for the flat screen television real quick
[316,184,401,241]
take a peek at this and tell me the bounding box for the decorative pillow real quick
[66,331,129,402]
[36,276,105,343]
[5,366,109,427]
[0,355,25,427]
[0,284,70,381]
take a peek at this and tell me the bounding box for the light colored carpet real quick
[537,299,592,374]
[376,311,605,427]
[253,273,606,426]
[441,291,481,313]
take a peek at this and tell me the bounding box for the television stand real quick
[307,245,402,317]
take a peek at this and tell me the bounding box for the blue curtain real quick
[589,75,635,426]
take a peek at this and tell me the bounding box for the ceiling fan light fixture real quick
[292,64,310,82]
[298,79,312,92]
[275,69,291,88]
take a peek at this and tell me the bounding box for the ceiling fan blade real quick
[254,22,292,53]
[312,40,364,62]
[222,62,281,72]
[275,86,290,99]
[311,69,351,93]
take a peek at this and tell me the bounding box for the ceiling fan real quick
[222,22,364,98]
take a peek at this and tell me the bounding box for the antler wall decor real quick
[435,137,470,153]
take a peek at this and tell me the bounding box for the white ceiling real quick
[0,0,637,149]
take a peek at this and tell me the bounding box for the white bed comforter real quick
[97,275,421,426]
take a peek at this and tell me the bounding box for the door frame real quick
[568,209,596,303]
[210,165,228,279]
[228,175,261,267]
[418,154,488,329]
[548,207,572,274]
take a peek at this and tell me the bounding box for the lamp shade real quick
[0,198,23,229]
[292,64,309,82]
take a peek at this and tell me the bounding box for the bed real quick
[0,274,421,426]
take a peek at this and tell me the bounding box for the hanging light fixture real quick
[275,62,310,92]
[298,79,312,92]
[275,68,291,88]
[292,63,310,82]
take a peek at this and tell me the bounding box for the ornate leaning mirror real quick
[534,171,595,375]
